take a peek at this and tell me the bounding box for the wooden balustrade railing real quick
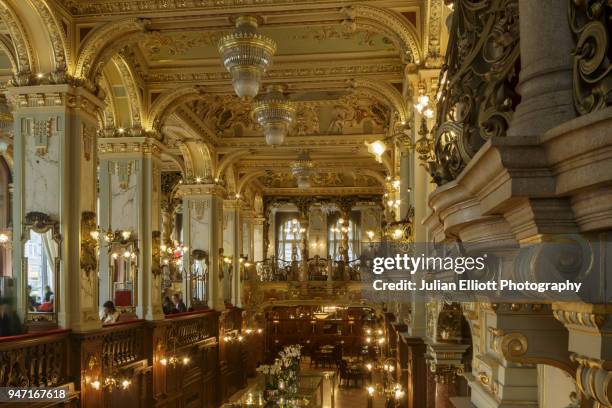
[101,320,146,371]
[0,329,71,387]
[164,310,218,350]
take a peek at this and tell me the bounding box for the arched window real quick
[276,216,303,262]
[328,212,361,261]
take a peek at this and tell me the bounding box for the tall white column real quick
[9,85,104,331]
[253,217,265,262]
[223,199,242,307]
[98,136,164,321]
[178,184,225,311]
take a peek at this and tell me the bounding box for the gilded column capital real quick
[176,183,226,198]
[571,354,612,407]
[7,84,105,121]
[223,198,242,210]
[425,342,469,384]
[97,136,165,158]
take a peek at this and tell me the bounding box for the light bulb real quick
[121,379,131,389]
[393,229,403,239]
[418,95,429,106]
[367,386,375,396]
[91,380,101,390]
[123,250,131,258]
[183,357,190,365]
[121,230,131,240]
[90,231,100,240]
[160,244,167,252]
[366,140,387,163]
[160,358,167,366]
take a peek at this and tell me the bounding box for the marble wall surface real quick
[110,161,139,231]
[24,116,61,217]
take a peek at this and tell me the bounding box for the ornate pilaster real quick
[177,183,226,311]
[425,343,469,408]
[252,216,265,262]
[8,84,104,331]
[223,198,242,307]
[553,302,612,406]
[98,135,165,320]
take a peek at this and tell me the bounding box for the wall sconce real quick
[365,140,387,163]
[0,230,10,246]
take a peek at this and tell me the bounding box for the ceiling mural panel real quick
[184,91,390,138]
[140,25,394,62]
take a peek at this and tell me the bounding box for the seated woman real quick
[100,300,120,324]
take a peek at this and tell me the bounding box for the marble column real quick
[399,149,412,220]
[98,135,164,321]
[252,217,265,262]
[9,85,105,331]
[178,184,225,311]
[223,199,242,307]
[507,0,576,137]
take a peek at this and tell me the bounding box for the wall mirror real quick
[108,233,139,313]
[22,212,60,326]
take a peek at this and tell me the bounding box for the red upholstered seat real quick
[114,290,132,306]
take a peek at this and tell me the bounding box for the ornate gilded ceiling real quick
[0,0,450,199]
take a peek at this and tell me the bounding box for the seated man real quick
[172,293,187,313]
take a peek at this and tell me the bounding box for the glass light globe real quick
[264,123,287,145]
[231,68,261,99]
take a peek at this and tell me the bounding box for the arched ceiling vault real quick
[0,0,450,196]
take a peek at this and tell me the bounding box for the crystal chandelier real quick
[252,85,296,145]
[290,150,317,188]
[218,16,277,99]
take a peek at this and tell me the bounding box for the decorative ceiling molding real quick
[26,0,70,73]
[73,17,150,83]
[143,59,403,85]
[341,4,422,64]
[262,186,384,196]
[0,33,18,73]
[146,85,206,131]
[0,0,35,77]
[423,0,444,68]
[348,78,410,124]
[55,0,383,17]
[214,133,385,149]
[110,55,143,128]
